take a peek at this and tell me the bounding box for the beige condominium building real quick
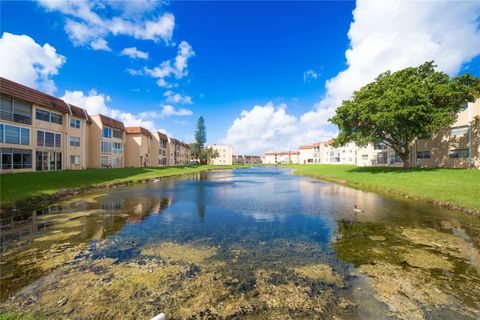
[88,114,125,168]
[125,126,154,167]
[168,138,191,166]
[179,142,192,165]
[208,144,233,165]
[263,151,300,164]
[413,99,480,168]
[1,77,89,173]
[153,131,169,166]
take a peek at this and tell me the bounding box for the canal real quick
[1,167,479,319]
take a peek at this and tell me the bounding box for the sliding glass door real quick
[35,151,62,171]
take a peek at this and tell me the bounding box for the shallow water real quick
[1,167,479,319]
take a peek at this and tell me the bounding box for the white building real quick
[299,145,315,164]
[263,151,300,164]
[208,144,233,165]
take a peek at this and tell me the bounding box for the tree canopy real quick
[329,61,480,168]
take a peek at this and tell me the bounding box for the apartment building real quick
[263,151,300,164]
[178,142,192,165]
[153,131,169,166]
[88,114,125,168]
[233,155,262,164]
[413,100,480,169]
[299,145,315,164]
[1,77,89,173]
[167,138,191,166]
[125,126,153,167]
[208,145,233,165]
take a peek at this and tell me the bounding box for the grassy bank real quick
[0,165,248,209]
[284,164,480,213]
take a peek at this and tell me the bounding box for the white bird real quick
[354,204,364,213]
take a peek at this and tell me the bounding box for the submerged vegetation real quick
[286,164,480,213]
[2,167,479,319]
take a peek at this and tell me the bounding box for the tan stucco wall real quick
[125,133,152,167]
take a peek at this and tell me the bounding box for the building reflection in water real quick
[0,194,173,253]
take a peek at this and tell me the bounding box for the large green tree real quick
[192,116,207,162]
[330,61,480,168]
[191,116,219,164]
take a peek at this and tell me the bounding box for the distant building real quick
[299,145,314,164]
[263,151,300,164]
[208,145,233,165]
[233,155,262,164]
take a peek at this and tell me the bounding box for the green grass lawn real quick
[0,165,248,208]
[284,164,480,212]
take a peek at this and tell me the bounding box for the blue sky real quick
[1,1,479,154]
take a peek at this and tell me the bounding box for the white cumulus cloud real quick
[61,89,164,132]
[221,102,334,155]
[139,41,195,88]
[305,0,480,126]
[163,90,192,104]
[121,47,149,59]
[37,0,175,50]
[160,105,193,117]
[0,32,66,94]
[223,1,480,155]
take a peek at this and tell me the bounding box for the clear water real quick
[1,167,479,319]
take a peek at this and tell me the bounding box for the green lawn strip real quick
[283,164,480,212]
[0,165,249,208]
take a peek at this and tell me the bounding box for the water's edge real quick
[0,167,252,215]
[290,170,480,216]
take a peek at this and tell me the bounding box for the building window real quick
[101,141,112,153]
[112,156,122,168]
[51,113,62,124]
[1,123,30,145]
[70,155,80,165]
[70,118,81,128]
[37,130,61,148]
[374,143,387,150]
[113,142,122,154]
[450,126,469,137]
[376,152,388,164]
[390,153,403,164]
[417,151,432,159]
[36,108,63,124]
[103,127,112,138]
[1,96,32,125]
[113,129,123,139]
[1,148,32,170]
[449,149,469,158]
[70,136,81,147]
[101,155,111,167]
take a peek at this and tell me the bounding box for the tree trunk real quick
[400,150,410,170]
